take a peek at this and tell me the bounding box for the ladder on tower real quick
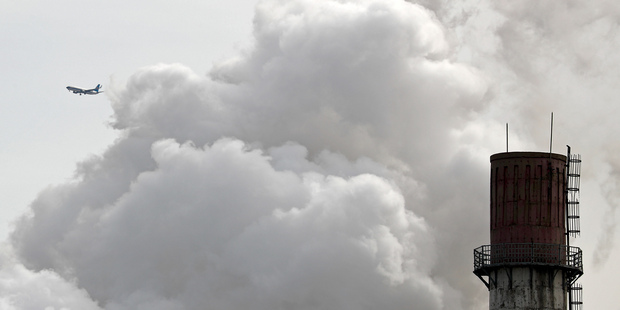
[570,283,583,310]
[567,152,581,237]
[566,146,583,310]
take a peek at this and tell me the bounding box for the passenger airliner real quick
[66,84,103,95]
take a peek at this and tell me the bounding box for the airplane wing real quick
[66,86,85,95]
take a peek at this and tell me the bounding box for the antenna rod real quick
[550,112,554,155]
[506,123,509,152]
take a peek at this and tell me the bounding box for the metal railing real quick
[474,243,583,271]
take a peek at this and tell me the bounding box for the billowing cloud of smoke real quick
[12,137,440,310]
[8,1,488,309]
[0,245,100,310]
[7,0,620,309]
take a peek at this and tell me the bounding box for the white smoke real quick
[15,137,443,310]
[10,1,483,309]
[6,0,620,309]
[0,244,101,310]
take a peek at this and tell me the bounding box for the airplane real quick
[66,84,103,95]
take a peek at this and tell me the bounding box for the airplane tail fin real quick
[96,84,102,93]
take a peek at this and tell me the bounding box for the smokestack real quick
[473,150,583,309]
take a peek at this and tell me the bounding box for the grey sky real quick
[2,0,620,309]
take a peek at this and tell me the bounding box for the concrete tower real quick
[474,150,583,310]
